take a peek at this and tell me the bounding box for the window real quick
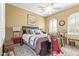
[68,13,79,35]
[49,19,57,34]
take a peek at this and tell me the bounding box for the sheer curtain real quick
[49,19,57,35]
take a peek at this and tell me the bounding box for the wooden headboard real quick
[22,26,39,34]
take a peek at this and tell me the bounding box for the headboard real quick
[22,26,39,34]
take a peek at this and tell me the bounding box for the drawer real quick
[12,37,21,44]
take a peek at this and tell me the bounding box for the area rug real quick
[14,44,36,56]
[13,44,79,56]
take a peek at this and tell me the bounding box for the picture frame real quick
[27,14,36,26]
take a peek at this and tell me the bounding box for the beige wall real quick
[45,5,79,40]
[5,4,45,41]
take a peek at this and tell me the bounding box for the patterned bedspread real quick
[22,34,49,55]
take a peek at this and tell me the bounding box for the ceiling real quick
[10,3,78,17]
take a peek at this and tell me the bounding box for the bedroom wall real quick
[45,5,79,40]
[5,4,45,41]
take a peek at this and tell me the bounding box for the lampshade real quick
[13,26,21,31]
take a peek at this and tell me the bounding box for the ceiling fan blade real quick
[38,6,45,9]
[38,6,46,13]
[53,7,62,10]
[47,3,54,7]
[50,3,54,6]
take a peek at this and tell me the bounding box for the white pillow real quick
[22,34,31,43]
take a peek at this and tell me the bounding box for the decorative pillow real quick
[34,29,41,35]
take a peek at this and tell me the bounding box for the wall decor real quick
[27,14,36,26]
[59,20,65,26]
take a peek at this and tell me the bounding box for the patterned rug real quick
[14,44,36,56]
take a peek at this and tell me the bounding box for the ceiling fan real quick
[38,3,54,13]
[38,3,62,14]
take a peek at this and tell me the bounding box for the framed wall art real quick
[27,14,36,26]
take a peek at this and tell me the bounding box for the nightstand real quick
[11,37,23,45]
[12,26,23,45]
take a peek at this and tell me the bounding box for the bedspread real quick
[35,37,48,55]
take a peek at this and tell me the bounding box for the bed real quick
[22,26,50,55]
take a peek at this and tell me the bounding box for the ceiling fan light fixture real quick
[46,7,52,12]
